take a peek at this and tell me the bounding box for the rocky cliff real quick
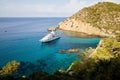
[58,2,120,37]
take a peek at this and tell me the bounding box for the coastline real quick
[67,39,103,71]
[59,28,107,38]
[88,39,103,57]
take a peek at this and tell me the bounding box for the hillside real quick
[58,2,120,37]
[0,2,120,80]
[66,33,120,80]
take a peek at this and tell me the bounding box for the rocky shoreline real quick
[58,19,115,38]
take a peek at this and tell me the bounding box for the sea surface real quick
[0,17,100,75]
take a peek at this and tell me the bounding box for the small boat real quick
[40,31,60,42]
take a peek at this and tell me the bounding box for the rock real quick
[59,49,80,54]
[67,49,80,53]
[59,50,67,53]
[48,27,56,31]
[67,70,75,76]
[22,75,27,78]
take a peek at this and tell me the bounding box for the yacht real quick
[40,31,60,42]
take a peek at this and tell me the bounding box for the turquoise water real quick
[0,18,100,75]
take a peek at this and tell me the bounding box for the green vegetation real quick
[71,2,120,32]
[92,33,120,58]
[77,47,94,61]
[0,2,120,80]
[92,48,112,59]
[68,33,120,80]
[0,60,20,76]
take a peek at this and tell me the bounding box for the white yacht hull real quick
[40,31,60,42]
[40,36,60,42]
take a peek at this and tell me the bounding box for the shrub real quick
[0,60,20,76]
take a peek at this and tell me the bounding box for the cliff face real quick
[58,2,120,37]
[58,18,111,37]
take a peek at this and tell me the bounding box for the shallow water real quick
[0,17,100,75]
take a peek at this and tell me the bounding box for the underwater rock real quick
[59,50,67,53]
[18,60,47,76]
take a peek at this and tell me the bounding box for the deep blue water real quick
[0,17,100,75]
